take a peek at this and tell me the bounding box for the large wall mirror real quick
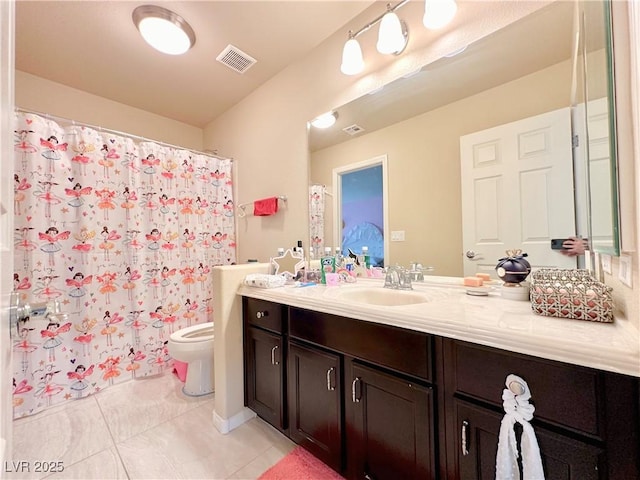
[309,0,621,277]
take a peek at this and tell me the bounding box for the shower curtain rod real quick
[15,107,233,162]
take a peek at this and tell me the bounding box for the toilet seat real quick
[169,322,214,343]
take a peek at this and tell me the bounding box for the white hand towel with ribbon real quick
[495,374,545,480]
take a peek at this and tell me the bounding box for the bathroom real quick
[1,0,640,479]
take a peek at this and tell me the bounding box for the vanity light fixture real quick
[340,0,410,76]
[423,0,458,30]
[341,32,365,75]
[132,5,196,55]
[377,5,409,55]
[311,111,338,129]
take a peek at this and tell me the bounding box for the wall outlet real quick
[618,254,632,288]
[391,230,405,242]
[601,254,612,275]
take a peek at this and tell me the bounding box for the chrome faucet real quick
[384,265,413,290]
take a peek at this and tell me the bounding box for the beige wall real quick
[311,60,571,276]
[15,70,203,151]
[202,1,548,264]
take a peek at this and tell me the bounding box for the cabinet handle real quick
[461,420,470,456]
[256,311,269,319]
[326,367,335,391]
[271,345,279,365]
[351,377,361,403]
[364,474,375,480]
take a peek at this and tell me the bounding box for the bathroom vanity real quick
[240,279,640,480]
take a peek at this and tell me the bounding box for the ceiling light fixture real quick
[133,5,196,55]
[423,0,458,30]
[311,111,338,129]
[340,0,410,76]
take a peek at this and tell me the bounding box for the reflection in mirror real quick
[311,1,588,277]
[575,0,620,255]
[333,155,388,267]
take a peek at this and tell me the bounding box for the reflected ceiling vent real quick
[216,44,257,74]
[343,124,365,136]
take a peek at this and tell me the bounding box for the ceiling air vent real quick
[343,124,365,136]
[216,44,257,74]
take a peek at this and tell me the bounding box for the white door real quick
[0,0,14,468]
[460,107,577,277]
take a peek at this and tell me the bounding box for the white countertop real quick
[237,276,640,378]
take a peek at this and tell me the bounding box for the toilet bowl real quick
[168,322,214,396]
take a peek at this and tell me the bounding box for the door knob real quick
[465,250,483,260]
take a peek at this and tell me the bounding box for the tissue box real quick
[530,269,613,323]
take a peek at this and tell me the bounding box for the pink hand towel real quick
[254,197,279,216]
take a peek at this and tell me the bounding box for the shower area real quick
[12,111,236,418]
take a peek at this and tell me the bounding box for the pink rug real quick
[258,446,345,480]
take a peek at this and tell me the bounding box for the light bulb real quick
[341,37,364,75]
[377,11,407,55]
[138,17,191,55]
[311,112,338,129]
[423,0,458,30]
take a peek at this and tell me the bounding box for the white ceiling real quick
[15,1,373,128]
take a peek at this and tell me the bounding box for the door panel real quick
[288,341,342,471]
[348,361,435,480]
[461,108,577,276]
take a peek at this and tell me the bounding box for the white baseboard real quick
[213,407,256,434]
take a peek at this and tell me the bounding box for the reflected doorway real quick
[333,155,388,267]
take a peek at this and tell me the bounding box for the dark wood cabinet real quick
[243,297,287,432]
[443,339,639,480]
[288,341,342,471]
[454,399,603,480]
[244,326,286,431]
[346,360,435,480]
[242,297,640,480]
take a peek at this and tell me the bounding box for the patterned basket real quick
[530,269,614,323]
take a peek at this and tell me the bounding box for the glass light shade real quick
[423,0,458,30]
[377,11,407,55]
[133,6,196,55]
[341,38,364,75]
[311,112,338,129]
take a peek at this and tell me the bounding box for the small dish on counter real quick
[465,286,491,296]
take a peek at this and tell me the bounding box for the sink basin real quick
[334,287,431,306]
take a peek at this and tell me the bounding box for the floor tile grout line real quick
[94,388,132,480]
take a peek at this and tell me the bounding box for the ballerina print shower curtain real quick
[12,112,236,418]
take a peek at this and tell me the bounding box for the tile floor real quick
[9,373,295,479]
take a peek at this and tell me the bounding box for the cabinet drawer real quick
[290,307,432,381]
[447,340,602,438]
[243,297,285,334]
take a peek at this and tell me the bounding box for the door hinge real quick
[572,134,579,148]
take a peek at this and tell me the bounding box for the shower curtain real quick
[12,112,236,418]
[309,185,325,258]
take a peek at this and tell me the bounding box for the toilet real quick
[168,322,214,396]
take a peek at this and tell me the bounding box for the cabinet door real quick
[455,400,603,480]
[347,361,435,480]
[245,326,285,431]
[288,341,343,472]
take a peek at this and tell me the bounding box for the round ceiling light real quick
[311,111,338,129]
[133,5,196,55]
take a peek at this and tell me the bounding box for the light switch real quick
[618,254,632,288]
[391,230,405,242]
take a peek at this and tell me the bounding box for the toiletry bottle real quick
[320,246,335,284]
[296,240,304,258]
[361,246,371,268]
